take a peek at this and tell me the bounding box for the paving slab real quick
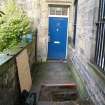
[31,62,75,92]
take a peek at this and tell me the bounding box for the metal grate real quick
[95,0,105,71]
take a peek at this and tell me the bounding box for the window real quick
[49,6,68,16]
[50,7,55,15]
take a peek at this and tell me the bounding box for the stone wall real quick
[74,0,99,63]
[72,56,105,105]
[0,58,19,105]
[15,0,48,62]
[16,0,39,31]
[70,1,105,105]
[0,40,35,105]
[37,0,48,62]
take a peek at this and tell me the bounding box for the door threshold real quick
[47,60,67,63]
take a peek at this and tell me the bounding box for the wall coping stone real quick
[0,42,32,66]
[88,63,105,82]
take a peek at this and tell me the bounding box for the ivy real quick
[0,0,31,52]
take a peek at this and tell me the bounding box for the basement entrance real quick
[48,6,68,60]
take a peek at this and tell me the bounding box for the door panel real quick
[48,17,68,60]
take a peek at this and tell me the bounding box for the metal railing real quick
[95,0,105,72]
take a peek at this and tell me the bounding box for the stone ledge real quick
[46,0,71,3]
[88,63,105,82]
[0,42,32,66]
[46,0,72,6]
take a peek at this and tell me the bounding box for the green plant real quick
[0,11,5,17]
[0,0,31,52]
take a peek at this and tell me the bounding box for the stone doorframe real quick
[37,0,73,62]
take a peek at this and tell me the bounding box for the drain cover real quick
[39,83,78,102]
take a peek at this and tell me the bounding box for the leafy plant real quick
[0,11,5,17]
[0,0,31,52]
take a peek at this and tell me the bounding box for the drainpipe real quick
[73,0,78,48]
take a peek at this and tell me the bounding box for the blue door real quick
[48,17,68,60]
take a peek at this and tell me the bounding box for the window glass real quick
[50,7,55,15]
[49,6,68,16]
[56,8,62,15]
[62,8,68,15]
